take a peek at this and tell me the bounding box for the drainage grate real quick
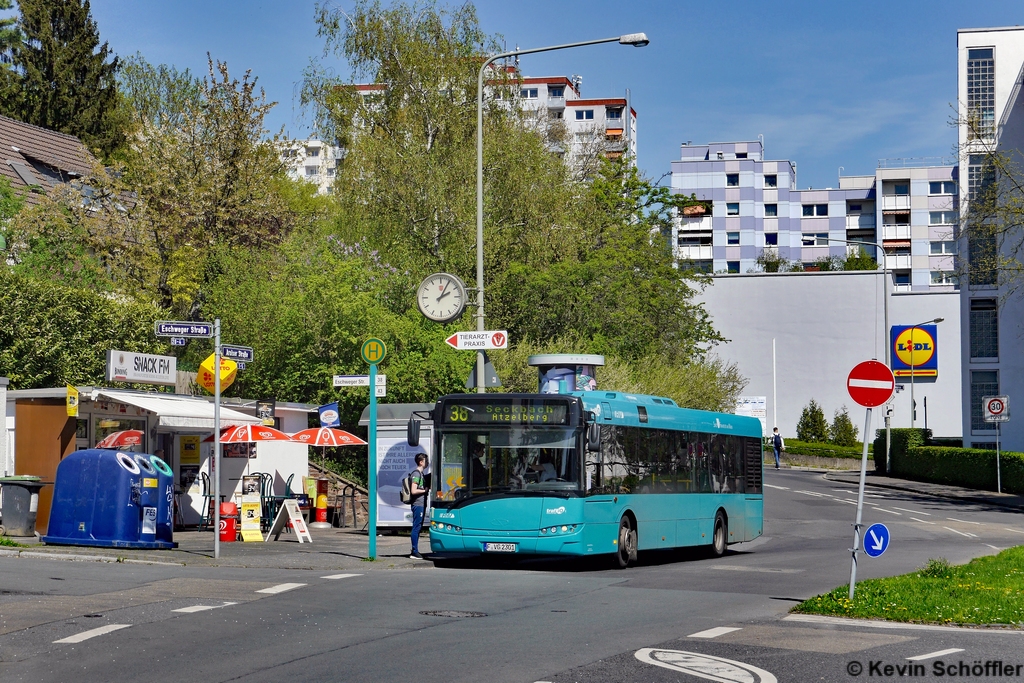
[420,610,486,618]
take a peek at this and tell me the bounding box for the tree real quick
[796,399,829,443]
[0,0,123,158]
[829,406,859,447]
[753,248,800,273]
[0,0,20,68]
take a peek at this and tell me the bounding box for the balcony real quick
[677,245,713,261]
[882,195,911,211]
[846,214,876,230]
[882,224,911,240]
[885,253,912,270]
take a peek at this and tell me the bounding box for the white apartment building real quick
[957,26,1024,452]
[278,138,342,195]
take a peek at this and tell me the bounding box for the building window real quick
[929,241,957,255]
[727,261,740,273]
[930,270,956,286]
[606,108,622,120]
[575,109,594,120]
[801,233,829,246]
[969,298,998,359]
[736,152,747,159]
[802,204,828,217]
[929,181,957,195]
[764,174,777,188]
[306,148,320,157]
[326,167,335,177]
[521,88,539,99]
[929,211,958,225]
[727,232,740,245]
[848,204,862,213]
[764,204,778,217]
[305,166,318,176]
[549,111,563,119]
[970,370,999,431]
[726,203,740,216]
[967,47,995,140]
[764,232,778,246]
[549,86,564,98]
[726,173,739,187]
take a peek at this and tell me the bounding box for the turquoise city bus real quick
[421,392,763,567]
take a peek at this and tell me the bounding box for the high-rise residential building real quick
[277,138,342,195]
[957,26,1024,451]
[669,141,957,291]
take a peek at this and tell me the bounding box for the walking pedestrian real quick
[409,453,428,559]
[771,427,785,470]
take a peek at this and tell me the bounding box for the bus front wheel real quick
[615,515,638,568]
[709,511,727,558]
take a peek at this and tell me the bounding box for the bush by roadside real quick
[781,439,867,460]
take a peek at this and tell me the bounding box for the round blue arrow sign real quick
[863,523,890,558]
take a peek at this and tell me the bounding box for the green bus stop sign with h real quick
[361,338,386,365]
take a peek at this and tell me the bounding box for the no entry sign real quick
[847,360,895,408]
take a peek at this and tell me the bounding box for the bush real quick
[897,446,1024,494]
[796,399,829,443]
[873,428,930,475]
[782,439,867,460]
[829,406,859,447]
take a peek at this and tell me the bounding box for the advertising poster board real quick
[735,396,768,435]
[180,435,201,465]
[376,436,429,527]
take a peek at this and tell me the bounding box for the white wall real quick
[697,270,963,441]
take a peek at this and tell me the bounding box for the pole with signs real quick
[846,360,895,600]
[983,396,1009,493]
[361,338,386,560]
[214,319,222,559]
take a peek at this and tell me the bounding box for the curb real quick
[0,548,185,566]
[822,473,1024,511]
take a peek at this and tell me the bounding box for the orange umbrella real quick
[290,427,367,447]
[202,425,295,443]
[96,429,145,449]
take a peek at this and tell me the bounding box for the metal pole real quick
[910,328,916,428]
[368,362,378,559]
[214,318,221,560]
[772,338,777,432]
[476,35,636,392]
[849,406,873,600]
[885,409,892,475]
[996,422,1001,494]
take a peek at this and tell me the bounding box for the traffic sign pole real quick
[849,406,872,600]
[997,423,1001,494]
[214,318,221,560]
[368,361,378,560]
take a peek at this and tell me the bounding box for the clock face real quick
[416,273,467,323]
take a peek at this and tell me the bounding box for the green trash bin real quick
[0,476,47,537]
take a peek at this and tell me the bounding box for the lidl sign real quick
[890,325,938,378]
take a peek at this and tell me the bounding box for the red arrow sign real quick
[847,360,895,408]
[445,331,509,350]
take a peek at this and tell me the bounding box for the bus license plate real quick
[483,542,517,553]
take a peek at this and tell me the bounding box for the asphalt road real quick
[2,469,1023,683]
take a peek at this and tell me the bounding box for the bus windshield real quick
[435,427,580,502]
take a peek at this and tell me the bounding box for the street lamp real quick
[909,317,944,428]
[475,33,649,391]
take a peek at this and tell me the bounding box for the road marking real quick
[764,484,789,490]
[785,614,1001,633]
[943,526,975,538]
[1006,528,1024,534]
[907,648,965,661]
[54,624,131,644]
[985,544,1002,551]
[946,517,981,525]
[910,517,935,525]
[893,507,927,515]
[636,648,777,683]
[831,488,855,493]
[687,626,742,638]
[795,490,830,497]
[256,583,307,594]
[172,602,237,613]
[712,565,803,574]
[871,507,902,515]
[321,573,362,580]
[837,499,858,505]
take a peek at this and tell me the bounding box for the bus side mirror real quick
[407,418,420,447]
[586,423,601,453]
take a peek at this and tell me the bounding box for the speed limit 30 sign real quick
[983,395,1010,423]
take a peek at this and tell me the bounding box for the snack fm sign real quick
[890,325,938,378]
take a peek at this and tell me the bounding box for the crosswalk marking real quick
[54,624,131,644]
[321,573,362,580]
[907,648,964,661]
[687,626,742,639]
[256,583,307,594]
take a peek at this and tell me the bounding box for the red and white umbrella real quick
[202,425,295,443]
[96,430,145,449]
[290,427,367,447]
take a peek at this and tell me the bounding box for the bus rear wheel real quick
[709,511,727,558]
[615,515,637,568]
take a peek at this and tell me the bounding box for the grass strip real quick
[792,546,1024,627]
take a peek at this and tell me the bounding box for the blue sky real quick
[82,1,1024,188]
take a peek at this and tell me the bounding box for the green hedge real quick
[895,446,1024,494]
[777,439,867,460]
[872,428,930,475]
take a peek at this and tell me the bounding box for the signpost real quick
[220,344,254,363]
[333,374,387,397]
[445,330,508,350]
[155,321,214,338]
[846,360,895,600]
[361,338,386,560]
[983,395,1010,493]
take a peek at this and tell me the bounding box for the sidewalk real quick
[0,526,435,570]
[824,470,1024,511]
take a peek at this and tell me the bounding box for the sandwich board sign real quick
[264,499,311,543]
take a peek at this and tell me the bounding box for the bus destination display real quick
[444,400,569,425]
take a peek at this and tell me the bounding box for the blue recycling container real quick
[41,449,177,549]
[148,454,175,543]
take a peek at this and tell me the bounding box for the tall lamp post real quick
[475,33,649,391]
[909,317,944,428]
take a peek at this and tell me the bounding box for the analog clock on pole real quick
[416,273,467,323]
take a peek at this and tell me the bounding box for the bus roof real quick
[574,390,763,439]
